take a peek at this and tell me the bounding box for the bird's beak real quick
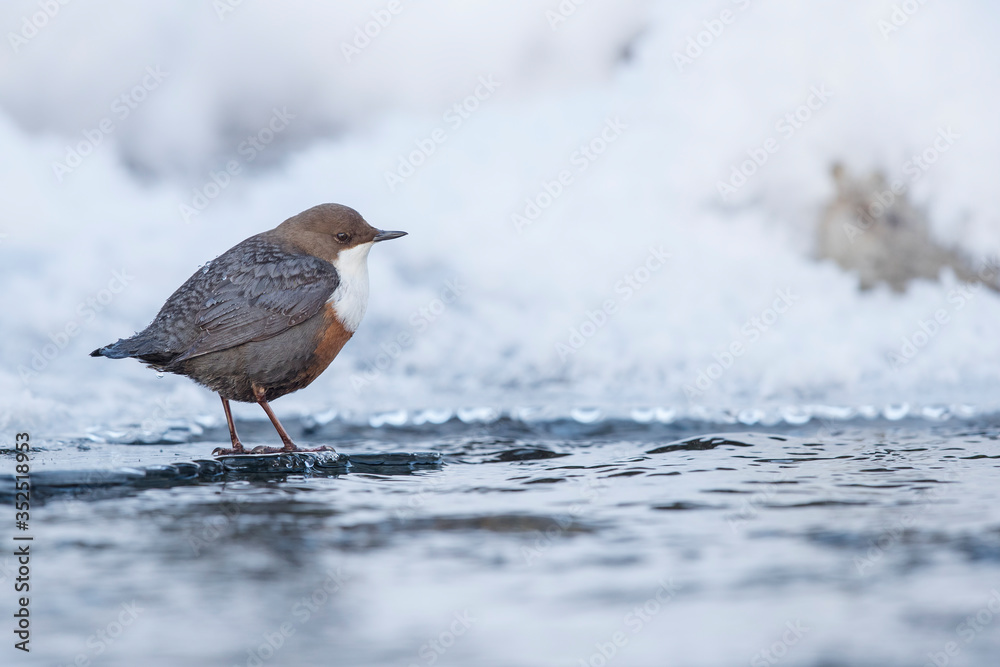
[374,229,407,242]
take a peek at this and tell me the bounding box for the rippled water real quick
[3,416,1000,667]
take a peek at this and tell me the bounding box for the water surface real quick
[3,416,1000,666]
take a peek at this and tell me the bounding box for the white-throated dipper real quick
[91,203,406,456]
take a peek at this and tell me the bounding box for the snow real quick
[1,0,999,433]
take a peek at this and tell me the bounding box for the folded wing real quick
[169,241,340,364]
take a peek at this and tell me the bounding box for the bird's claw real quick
[266,444,337,454]
[212,446,247,456]
[211,444,337,456]
[248,445,286,455]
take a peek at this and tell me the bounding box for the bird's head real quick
[277,203,407,264]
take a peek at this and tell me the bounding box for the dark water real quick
[3,416,1000,666]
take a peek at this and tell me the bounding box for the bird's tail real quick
[91,334,177,366]
[90,339,135,359]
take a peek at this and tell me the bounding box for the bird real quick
[817,163,999,293]
[91,203,406,456]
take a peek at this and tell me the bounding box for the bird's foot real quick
[212,438,249,456]
[247,444,337,455]
[212,444,248,456]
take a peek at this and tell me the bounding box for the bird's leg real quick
[221,397,244,451]
[249,384,335,454]
[254,389,297,451]
[212,396,247,456]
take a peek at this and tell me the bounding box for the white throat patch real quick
[328,242,373,332]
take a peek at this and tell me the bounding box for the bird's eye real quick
[335,233,350,244]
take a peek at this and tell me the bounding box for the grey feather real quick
[103,235,340,366]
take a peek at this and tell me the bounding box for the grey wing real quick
[170,246,340,363]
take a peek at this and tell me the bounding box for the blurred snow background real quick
[1,0,999,433]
